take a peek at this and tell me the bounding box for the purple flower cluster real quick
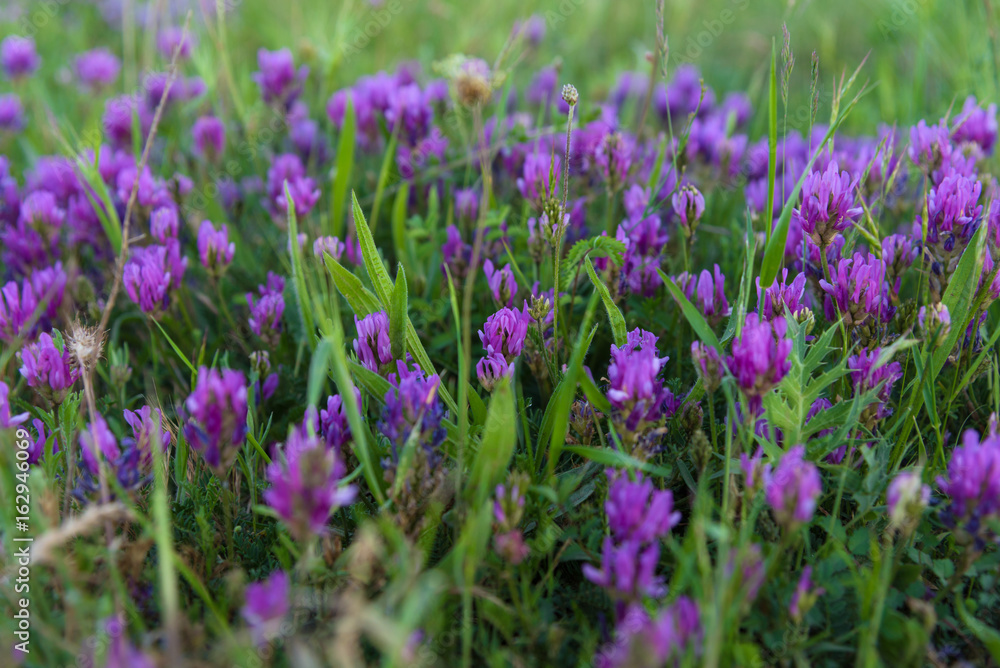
[727,314,791,411]
[672,184,705,239]
[18,332,79,404]
[792,161,862,248]
[483,259,517,307]
[353,310,394,373]
[247,273,286,347]
[1,264,66,342]
[757,269,808,321]
[0,94,24,132]
[123,242,188,316]
[606,328,677,437]
[819,252,894,327]
[197,220,235,274]
[253,48,308,108]
[242,571,290,647]
[266,153,320,218]
[378,361,447,462]
[789,566,825,624]
[265,426,357,541]
[937,427,1000,547]
[691,341,723,394]
[583,470,679,608]
[74,48,120,89]
[476,306,529,391]
[677,264,730,325]
[1,36,40,79]
[763,445,822,530]
[183,367,249,475]
[619,185,668,297]
[192,115,226,160]
[847,348,902,427]
[881,234,917,297]
[596,598,701,668]
[123,405,172,471]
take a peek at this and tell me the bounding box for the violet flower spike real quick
[353,311,394,373]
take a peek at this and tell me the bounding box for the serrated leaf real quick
[584,256,627,347]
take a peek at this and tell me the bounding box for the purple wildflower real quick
[693,265,730,325]
[123,405,172,471]
[265,427,357,541]
[18,332,79,404]
[353,311,394,373]
[476,352,512,392]
[98,615,156,668]
[378,361,447,461]
[887,470,930,533]
[123,244,185,315]
[604,469,681,543]
[242,571,290,647]
[937,427,1000,547]
[79,414,120,476]
[789,566,825,624]
[606,328,676,437]
[478,306,529,361]
[192,115,226,160]
[0,94,24,132]
[671,185,705,239]
[0,380,29,429]
[483,259,518,307]
[740,447,768,494]
[951,96,998,154]
[150,206,179,243]
[1,36,39,79]
[197,220,235,274]
[103,95,153,149]
[253,48,308,107]
[74,48,120,89]
[819,252,894,327]
[691,341,723,394]
[455,187,479,222]
[0,277,38,342]
[848,348,902,428]
[583,538,665,603]
[792,161,862,247]
[595,131,632,192]
[183,367,249,474]
[319,391,358,451]
[727,314,792,410]
[517,150,560,205]
[246,273,286,347]
[918,303,951,344]
[763,445,822,529]
[757,269,807,321]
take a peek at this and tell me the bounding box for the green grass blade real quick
[660,270,721,350]
[330,97,356,239]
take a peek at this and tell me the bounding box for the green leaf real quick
[564,445,672,479]
[391,181,413,276]
[329,97,356,239]
[323,254,382,315]
[562,235,626,286]
[369,125,399,234]
[150,319,197,374]
[326,328,385,504]
[306,338,333,409]
[660,270,720,350]
[765,40,778,244]
[468,379,517,507]
[584,256,627,347]
[389,264,408,362]
[286,181,317,348]
[351,192,458,416]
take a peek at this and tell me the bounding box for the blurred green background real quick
[2,0,997,134]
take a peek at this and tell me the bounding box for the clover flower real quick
[265,427,357,541]
[1,36,40,79]
[197,220,235,274]
[757,269,807,321]
[764,445,822,530]
[951,95,998,154]
[517,150,560,205]
[378,361,447,462]
[0,93,24,133]
[792,161,862,248]
[881,234,917,297]
[483,259,517,307]
[247,273,286,347]
[672,184,705,239]
[157,26,194,60]
[183,367,249,475]
[192,115,226,159]
[319,390,359,451]
[606,328,676,437]
[727,314,791,411]
[253,48,308,107]
[242,571,290,647]
[18,332,79,404]
[936,427,1000,548]
[124,244,186,315]
[123,405,172,471]
[691,341,723,394]
[353,310,393,373]
[74,48,120,89]
[819,252,894,328]
[847,348,902,429]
